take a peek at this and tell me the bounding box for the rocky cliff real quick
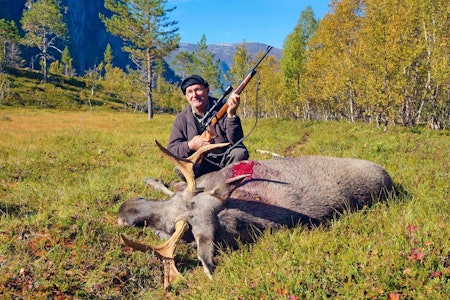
[63,0,130,72]
[1,0,126,73]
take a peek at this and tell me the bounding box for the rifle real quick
[200,45,273,139]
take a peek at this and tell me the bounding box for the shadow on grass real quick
[0,202,37,217]
[390,182,412,204]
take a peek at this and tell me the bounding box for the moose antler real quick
[121,219,189,290]
[121,141,231,289]
[154,139,229,192]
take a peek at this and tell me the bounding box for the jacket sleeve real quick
[221,115,245,145]
[167,112,193,158]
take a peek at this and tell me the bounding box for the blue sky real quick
[168,0,331,49]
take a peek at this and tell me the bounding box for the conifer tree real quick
[100,0,179,119]
[192,35,222,92]
[173,35,222,93]
[20,0,67,82]
[102,43,114,80]
[173,51,196,79]
[103,43,113,66]
[0,19,20,71]
[61,46,74,76]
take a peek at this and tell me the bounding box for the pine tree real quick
[0,19,20,71]
[192,35,222,92]
[173,51,195,79]
[103,43,113,66]
[20,0,67,82]
[61,46,74,76]
[100,0,180,119]
[173,35,222,93]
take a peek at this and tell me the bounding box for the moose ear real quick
[211,174,249,202]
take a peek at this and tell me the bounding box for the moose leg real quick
[144,178,175,196]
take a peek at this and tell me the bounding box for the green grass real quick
[0,108,449,299]
[1,68,125,109]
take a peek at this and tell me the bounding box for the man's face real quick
[185,84,209,114]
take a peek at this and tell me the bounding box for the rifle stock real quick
[201,46,273,140]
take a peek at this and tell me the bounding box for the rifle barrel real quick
[201,45,273,139]
[232,46,273,95]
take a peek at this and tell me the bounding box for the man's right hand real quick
[188,135,211,151]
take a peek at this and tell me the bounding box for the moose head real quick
[119,140,248,289]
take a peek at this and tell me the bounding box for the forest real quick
[0,0,449,129]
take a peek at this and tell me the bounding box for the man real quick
[167,74,249,178]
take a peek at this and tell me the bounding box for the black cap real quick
[180,75,209,94]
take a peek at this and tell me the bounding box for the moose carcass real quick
[118,141,393,289]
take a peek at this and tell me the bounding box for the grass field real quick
[0,108,449,299]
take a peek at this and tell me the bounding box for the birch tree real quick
[226,42,252,117]
[280,6,317,119]
[419,0,450,129]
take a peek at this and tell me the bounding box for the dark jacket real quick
[167,96,247,158]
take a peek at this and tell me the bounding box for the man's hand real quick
[227,93,240,117]
[188,135,211,151]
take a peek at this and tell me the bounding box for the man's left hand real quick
[227,93,240,117]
